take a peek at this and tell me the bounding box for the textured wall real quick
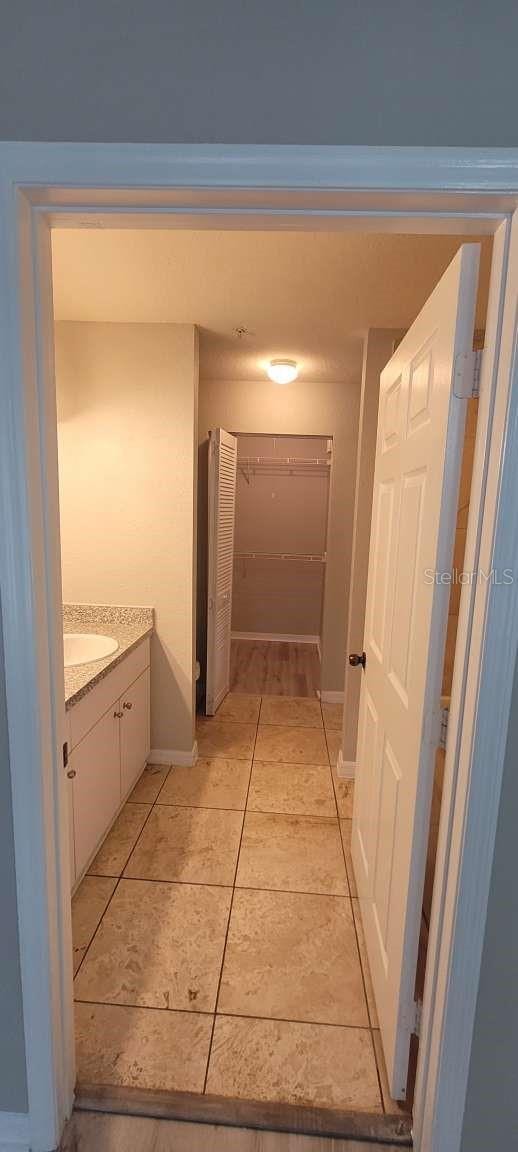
[56,321,199,754]
[0,2,517,145]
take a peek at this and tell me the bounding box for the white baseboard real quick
[0,1113,30,1152]
[149,741,198,767]
[231,631,320,645]
[337,749,356,779]
[320,690,344,704]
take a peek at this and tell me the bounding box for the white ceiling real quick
[51,230,492,384]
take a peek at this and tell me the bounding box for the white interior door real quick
[351,245,480,1100]
[206,427,238,715]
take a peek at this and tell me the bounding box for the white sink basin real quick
[64,633,119,668]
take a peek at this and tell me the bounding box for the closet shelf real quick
[238,456,330,467]
[238,457,331,484]
[235,552,327,563]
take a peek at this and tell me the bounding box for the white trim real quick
[0,143,517,1152]
[320,690,344,704]
[337,751,356,780]
[0,185,73,1152]
[0,1113,30,1152]
[231,630,320,644]
[1,142,518,203]
[149,742,198,767]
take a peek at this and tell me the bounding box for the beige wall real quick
[198,378,360,692]
[342,330,398,762]
[56,321,199,754]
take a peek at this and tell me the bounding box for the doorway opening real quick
[229,431,331,698]
[30,214,494,1142]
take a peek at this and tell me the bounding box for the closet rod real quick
[235,552,327,563]
[238,456,330,466]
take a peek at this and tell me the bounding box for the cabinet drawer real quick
[69,637,150,750]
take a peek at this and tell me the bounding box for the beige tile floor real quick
[72,693,406,1115]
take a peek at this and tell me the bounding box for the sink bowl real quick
[64,633,119,668]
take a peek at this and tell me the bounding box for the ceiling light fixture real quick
[267,359,298,385]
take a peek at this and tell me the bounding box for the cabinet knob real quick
[123,701,133,710]
[67,769,76,780]
[114,710,123,719]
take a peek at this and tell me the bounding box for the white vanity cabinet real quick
[67,638,150,887]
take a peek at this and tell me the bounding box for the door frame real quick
[1,143,518,1152]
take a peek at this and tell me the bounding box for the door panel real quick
[206,428,238,714]
[120,667,150,797]
[351,245,480,1100]
[71,706,121,880]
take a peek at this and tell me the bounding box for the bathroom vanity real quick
[63,604,153,889]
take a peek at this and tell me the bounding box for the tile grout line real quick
[73,997,376,1032]
[201,705,259,1094]
[74,767,173,982]
[71,878,118,984]
[328,759,385,1114]
[149,803,338,820]
[81,873,353,899]
[76,722,342,943]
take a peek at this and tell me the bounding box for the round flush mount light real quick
[266,359,299,385]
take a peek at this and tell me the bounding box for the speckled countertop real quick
[64,603,154,710]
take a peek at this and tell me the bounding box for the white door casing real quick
[351,244,480,1099]
[206,428,238,715]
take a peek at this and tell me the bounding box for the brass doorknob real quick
[349,652,366,669]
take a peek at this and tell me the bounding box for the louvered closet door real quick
[206,428,238,714]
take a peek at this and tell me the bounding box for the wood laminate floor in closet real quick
[230,639,321,697]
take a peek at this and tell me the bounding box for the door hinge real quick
[439,706,449,750]
[412,998,423,1038]
[63,740,69,769]
[453,349,483,399]
[208,596,214,612]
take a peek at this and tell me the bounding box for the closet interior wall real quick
[232,434,331,643]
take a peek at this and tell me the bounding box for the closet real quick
[232,434,331,643]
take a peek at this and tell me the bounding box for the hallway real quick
[72,694,407,1117]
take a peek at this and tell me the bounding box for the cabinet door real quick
[71,706,121,880]
[67,775,76,889]
[120,668,151,797]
